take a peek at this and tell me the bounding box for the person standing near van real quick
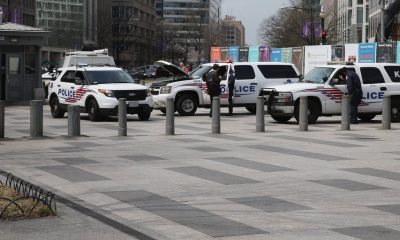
[206,64,221,117]
[339,68,363,124]
[227,64,236,115]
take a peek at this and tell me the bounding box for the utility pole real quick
[380,0,386,42]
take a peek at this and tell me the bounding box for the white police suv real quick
[48,66,153,121]
[152,61,300,116]
[262,62,400,123]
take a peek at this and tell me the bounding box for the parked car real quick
[152,61,301,116]
[261,62,400,123]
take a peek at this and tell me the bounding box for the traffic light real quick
[321,30,327,45]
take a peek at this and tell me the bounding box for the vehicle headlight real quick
[274,92,293,103]
[147,89,151,96]
[159,86,172,94]
[98,89,115,98]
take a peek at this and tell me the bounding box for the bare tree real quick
[258,0,335,47]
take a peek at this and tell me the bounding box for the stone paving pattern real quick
[1,106,400,239]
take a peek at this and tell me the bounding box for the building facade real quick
[156,0,222,62]
[329,0,369,44]
[222,15,245,47]
[36,0,84,49]
[98,0,157,67]
[0,0,36,26]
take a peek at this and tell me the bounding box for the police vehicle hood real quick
[154,60,189,78]
[265,82,321,93]
[95,83,148,91]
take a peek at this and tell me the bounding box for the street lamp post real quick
[380,0,386,42]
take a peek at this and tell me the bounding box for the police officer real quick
[339,68,363,124]
[227,64,236,115]
[206,64,221,117]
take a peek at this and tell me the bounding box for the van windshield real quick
[85,70,134,84]
[190,65,213,79]
[303,67,335,84]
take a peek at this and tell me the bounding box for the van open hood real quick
[154,60,189,78]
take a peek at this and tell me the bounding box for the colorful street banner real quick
[281,48,292,63]
[345,44,358,63]
[259,46,269,62]
[248,46,259,62]
[239,47,249,62]
[271,48,282,62]
[220,47,228,62]
[376,42,395,63]
[304,45,331,74]
[228,46,239,62]
[303,21,321,38]
[358,43,376,63]
[331,45,345,61]
[210,47,221,63]
[292,47,304,73]
[397,42,400,63]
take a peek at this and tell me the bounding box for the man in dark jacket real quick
[227,65,236,115]
[206,64,221,117]
[339,68,363,124]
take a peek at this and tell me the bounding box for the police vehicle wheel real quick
[176,94,197,116]
[138,111,151,121]
[160,109,166,115]
[87,99,102,121]
[358,113,376,122]
[271,114,292,123]
[294,99,320,124]
[391,103,400,122]
[245,106,256,114]
[50,97,65,118]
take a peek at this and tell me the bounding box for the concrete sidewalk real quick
[1,106,400,240]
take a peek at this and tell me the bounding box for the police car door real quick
[233,65,257,104]
[58,71,76,105]
[359,67,386,112]
[218,65,229,106]
[325,68,354,114]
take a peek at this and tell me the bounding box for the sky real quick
[221,0,289,45]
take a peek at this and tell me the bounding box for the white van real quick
[152,61,300,115]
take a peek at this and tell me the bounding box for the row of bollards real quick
[0,94,394,139]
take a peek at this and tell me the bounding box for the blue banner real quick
[248,46,259,62]
[358,43,376,63]
[228,46,239,62]
[271,48,282,62]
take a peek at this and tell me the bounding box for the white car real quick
[262,62,400,123]
[48,66,153,121]
[152,61,300,116]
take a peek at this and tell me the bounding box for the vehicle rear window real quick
[235,65,255,80]
[360,67,385,84]
[384,66,400,82]
[257,65,298,78]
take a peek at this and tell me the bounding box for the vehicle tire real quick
[358,113,376,122]
[50,96,65,118]
[87,99,102,121]
[245,106,256,114]
[294,99,320,124]
[391,101,400,122]
[138,111,151,121]
[271,114,292,123]
[160,109,166,115]
[176,94,197,116]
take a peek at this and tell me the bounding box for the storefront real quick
[0,22,48,103]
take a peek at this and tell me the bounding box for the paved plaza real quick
[1,106,400,240]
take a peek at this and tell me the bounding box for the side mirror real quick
[298,74,304,80]
[74,78,84,85]
[330,78,339,85]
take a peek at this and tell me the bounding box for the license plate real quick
[128,101,138,107]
